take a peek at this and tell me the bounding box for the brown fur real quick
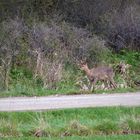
[80,62,117,91]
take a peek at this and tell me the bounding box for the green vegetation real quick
[2,135,140,140]
[0,107,140,138]
[0,50,139,97]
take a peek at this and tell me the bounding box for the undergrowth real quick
[0,51,140,97]
[0,107,140,138]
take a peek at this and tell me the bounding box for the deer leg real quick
[90,83,94,92]
[103,80,109,90]
[110,78,117,89]
[88,81,93,91]
[109,80,113,89]
[90,78,97,92]
[108,80,113,89]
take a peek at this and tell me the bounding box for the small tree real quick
[0,18,24,90]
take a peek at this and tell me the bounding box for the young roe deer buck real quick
[79,61,117,91]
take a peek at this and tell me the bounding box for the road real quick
[0,92,140,112]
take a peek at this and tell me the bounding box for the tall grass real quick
[0,107,140,138]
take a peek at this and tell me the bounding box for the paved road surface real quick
[0,92,140,112]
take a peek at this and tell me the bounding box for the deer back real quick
[90,66,114,80]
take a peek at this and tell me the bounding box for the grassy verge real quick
[2,135,140,140]
[0,107,140,138]
[0,88,81,97]
[0,86,139,98]
[1,80,140,98]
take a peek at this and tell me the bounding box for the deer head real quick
[80,62,89,71]
[78,59,87,67]
[78,60,92,77]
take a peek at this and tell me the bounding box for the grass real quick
[0,87,81,97]
[0,87,139,98]
[0,107,140,138]
[0,84,139,98]
[2,135,140,140]
[95,87,138,94]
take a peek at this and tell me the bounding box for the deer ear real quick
[80,59,87,65]
[80,60,84,64]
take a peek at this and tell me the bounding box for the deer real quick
[79,61,117,91]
